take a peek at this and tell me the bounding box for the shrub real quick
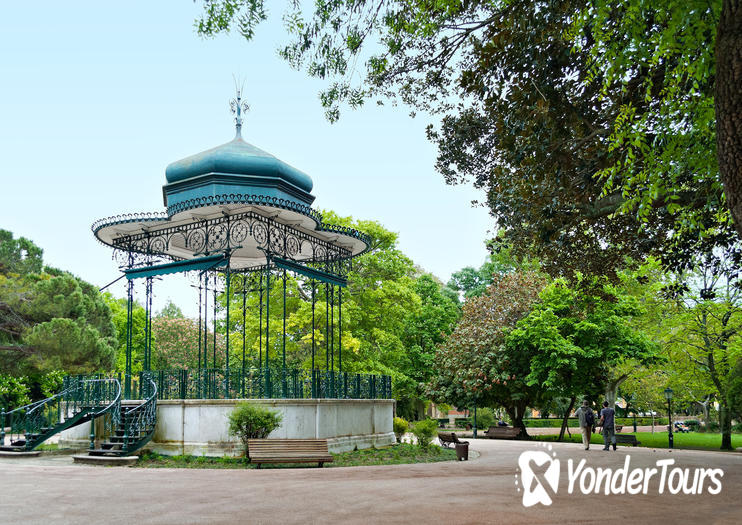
[0,374,30,411]
[731,422,742,433]
[40,370,65,398]
[475,407,496,430]
[227,402,283,460]
[437,403,452,416]
[412,418,438,449]
[393,416,409,443]
[685,419,700,431]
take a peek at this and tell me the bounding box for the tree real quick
[195,1,741,274]
[1,272,116,376]
[621,366,669,433]
[506,278,659,440]
[152,315,225,370]
[104,295,148,374]
[427,271,548,436]
[213,211,460,417]
[158,300,184,319]
[660,251,742,450]
[0,229,43,276]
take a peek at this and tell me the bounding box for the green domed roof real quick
[165,136,313,193]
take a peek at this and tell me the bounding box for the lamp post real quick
[664,387,674,449]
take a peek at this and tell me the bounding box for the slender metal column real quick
[338,286,342,374]
[265,264,271,370]
[225,267,231,398]
[144,276,153,371]
[125,277,134,399]
[241,275,247,394]
[212,272,217,368]
[282,268,287,397]
[325,282,329,372]
[311,280,316,398]
[203,272,209,370]
[330,284,334,374]
[282,268,287,370]
[197,275,202,371]
[258,271,263,369]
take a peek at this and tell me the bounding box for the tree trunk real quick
[720,404,734,450]
[604,375,627,407]
[507,403,529,439]
[651,411,655,433]
[717,0,742,236]
[558,396,576,442]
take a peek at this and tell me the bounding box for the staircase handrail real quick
[120,374,157,455]
[0,377,121,451]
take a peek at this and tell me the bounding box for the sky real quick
[0,2,492,315]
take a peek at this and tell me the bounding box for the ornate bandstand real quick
[59,90,394,455]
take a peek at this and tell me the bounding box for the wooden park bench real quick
[247,439,333,468]
[437,432,468,448]
[484,426,521,439]
[615,434,641,447]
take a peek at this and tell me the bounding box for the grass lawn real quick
[136,443,457,469]
[530,431,742,451]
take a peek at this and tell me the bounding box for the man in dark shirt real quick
[598,401,616,451]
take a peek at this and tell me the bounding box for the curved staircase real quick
[1,374,158,458]
[87,374,157,457]
[1,377,121,452]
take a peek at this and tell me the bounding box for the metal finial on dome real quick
[229,80,249,139]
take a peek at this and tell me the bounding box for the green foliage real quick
[428,271,547,431]
[138,443,456,469]
[218,211,460,416]
[0,229,43,276]
[685,419,701,431]
[393,416,408,442]
[728,359,742,420]
[411,418,438,449]
[158,300,184,319]
[194,1,737,277]
[508,277,659,396]
[474,407,495,430]
[39,370,65,399]
[523,417,668,428]
[0,373,30,410]
[227,402,283,458]
[0,238,117,377]
[533,431,742,451]
[152,315,224,370]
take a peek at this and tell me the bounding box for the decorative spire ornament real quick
[230,79,249,138]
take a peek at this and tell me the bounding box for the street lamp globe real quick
[663,387,674,401]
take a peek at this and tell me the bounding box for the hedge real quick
[523,417,669,428]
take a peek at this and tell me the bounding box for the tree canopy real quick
[196,0,742,276]
[0,230,116,378]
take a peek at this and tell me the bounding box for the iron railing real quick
[119,374,157,455]
[1,377,120,451]
[147,368,392,401]
[69,368,392,401]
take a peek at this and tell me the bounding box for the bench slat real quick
[247,439,334,467]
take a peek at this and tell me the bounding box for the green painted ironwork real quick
[0,377,120,452]
[123,254,228,280]
[68,368,391,402]
[271,255,347,287]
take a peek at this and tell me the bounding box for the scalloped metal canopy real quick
[92,92,369,269]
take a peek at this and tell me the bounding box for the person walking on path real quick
[574,400,594,450]
[598,401,616,451]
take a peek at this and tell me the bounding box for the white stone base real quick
[59,398,395,456]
